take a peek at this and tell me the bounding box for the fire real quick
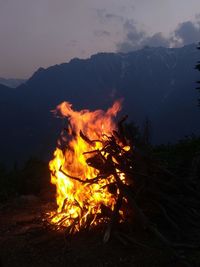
[49,100,129,232]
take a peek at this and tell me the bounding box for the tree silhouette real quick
[142,117,151,146]
[195,42,200,105]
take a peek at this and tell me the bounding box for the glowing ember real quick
[48,100,129,232]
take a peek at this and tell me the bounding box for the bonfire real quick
[48,100,132,234]
[47,100,200,264]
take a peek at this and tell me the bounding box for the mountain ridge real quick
[0,77,26,88]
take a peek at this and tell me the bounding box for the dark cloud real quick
[117,17,200,52]
[96,8,106,21]
[96,9,124,23]
[117,20,170,52]
[173,20,200,46]
[104,13,124,21]
[125,20,146,42]
[94,30,111,37]
[143,33,170,47]
[116,20,145,51]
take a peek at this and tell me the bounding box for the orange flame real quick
[49,100,127,231]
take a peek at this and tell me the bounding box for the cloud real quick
[96,9,200,52]
[117,17,200,52]
[124,20,146,43]
[96,9,124,23]
[116,20,145,52]
[94,30,111,37]
[117,19,170,52]
[104,13,124,22]
[173,20,200,46]
[143,33,170,47]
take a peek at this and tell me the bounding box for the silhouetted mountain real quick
[0,44,199,166]
[0,77,26,88]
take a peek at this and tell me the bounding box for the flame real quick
[49,100,128,231]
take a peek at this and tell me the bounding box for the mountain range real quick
[0,44,200,166]
[0,77,26,88]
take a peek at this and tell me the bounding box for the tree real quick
[195,42,200,105]
[142,117,152,146]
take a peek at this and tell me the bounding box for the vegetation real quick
[0,158,51,202]
[196,42,200,105]
[154,135,200,178]
[1,134,199,203]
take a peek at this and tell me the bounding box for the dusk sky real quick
[0,0,200,78]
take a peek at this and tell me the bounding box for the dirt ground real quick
[0,195,199,267]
